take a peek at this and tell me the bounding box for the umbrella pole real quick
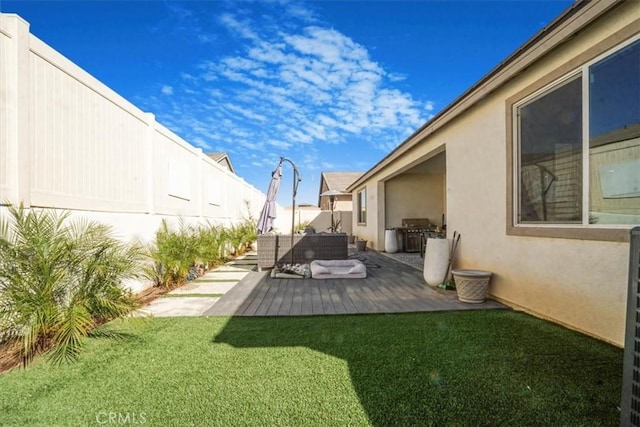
[279,157,301,268]
[290,168,295,266]
[329,195,334,232]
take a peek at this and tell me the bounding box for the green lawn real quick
[0,311,623,426]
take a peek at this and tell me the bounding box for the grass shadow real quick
[213,311,623,425]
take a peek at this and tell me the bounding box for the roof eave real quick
[347,0,621,192]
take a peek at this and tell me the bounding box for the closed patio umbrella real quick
[257,164,283,235]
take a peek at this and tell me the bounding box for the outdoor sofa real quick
[257,233,348,269]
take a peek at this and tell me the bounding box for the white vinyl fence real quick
[0,14,266,244]
[273,207,353,236]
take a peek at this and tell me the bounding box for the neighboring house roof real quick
[347,0,619,192]
[318,172,363,206]
[206,152,235,174]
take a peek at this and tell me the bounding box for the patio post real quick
[279,157,301,266]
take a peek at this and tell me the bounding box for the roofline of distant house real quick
[347,0,622,192]
[317,171,363,207]
[317,171,328,207]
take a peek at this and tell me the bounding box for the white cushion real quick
[348,263,366,274]
[313,265,331,274]
[310,260,367,279]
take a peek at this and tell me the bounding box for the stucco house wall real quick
[349,1,638,345]
[385,173,445,228]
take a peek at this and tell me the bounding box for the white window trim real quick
[357,189,366,225]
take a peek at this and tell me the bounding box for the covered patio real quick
[205,248,504,316]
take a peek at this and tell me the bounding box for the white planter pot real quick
[384,229,398,253]
[423,238,450,287]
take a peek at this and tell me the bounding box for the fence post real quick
[197,148,203,218]
[144,112,156,215]
[621,226,640,426]
[2,15,31,207]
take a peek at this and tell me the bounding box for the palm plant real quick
[225,223,245,256]
[197,222,228,269]
[239,218,257,251]
[145,219,200,288]
[294,221,311,233]
[0,204,143,366]
[225,219,257,256]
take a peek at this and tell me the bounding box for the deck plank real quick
[290,281,304,315]
[334,279,358,313]
[317,281,336,314]
[207,249,506,316]
[300,281,314,315]
[251,278,279,316]
[325,280,347,314]
[276,279,294,315]
[310,280,324,315]
[203,270,264,316]
[267,278,287,315]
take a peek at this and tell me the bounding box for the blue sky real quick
[1,0,573,206]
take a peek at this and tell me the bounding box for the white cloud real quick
[142,1,435,202]
[268,140,292,149]
[223,103,268,122]
[219,13,260,41]
[425,101,435,111]
[191,137,213,150]
[283,2,319,22]
[320,161,334,169]
[388,72,407,82]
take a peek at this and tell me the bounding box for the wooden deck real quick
[205,250,505,316]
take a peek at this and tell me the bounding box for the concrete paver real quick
[136,253,256,317]
[196,271,249,281]
[135,297,220,317]
[213,265,253,273]
[169,281,239,295]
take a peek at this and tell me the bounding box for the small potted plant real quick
[355,237,367,252]
[328,217,342,233]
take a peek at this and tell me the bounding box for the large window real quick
[357,189,366,224]
[515,38,640,228]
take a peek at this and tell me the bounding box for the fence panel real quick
[28,41,148,212]
[0,14,266,226]
[0,27,12,197]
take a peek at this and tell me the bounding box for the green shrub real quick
[226,219,257,256]
[294,220,310,233]
[145,219,200,288]
[0,204,143,366]
[196,222,228,268]
[145,215,258,287]
[239,218,257,251]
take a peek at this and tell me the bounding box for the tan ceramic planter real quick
[453,269,492,303]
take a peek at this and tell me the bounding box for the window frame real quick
[506,29,640,243]
[357,188,367,225]
[515,72,584,225]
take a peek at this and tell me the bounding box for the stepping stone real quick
[134,297,220,317]
[227,258,257,264]
[198,271,249,281]
[169,281,238,294]
[212,266,252,273]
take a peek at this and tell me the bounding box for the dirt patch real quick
[0,341,23,374]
